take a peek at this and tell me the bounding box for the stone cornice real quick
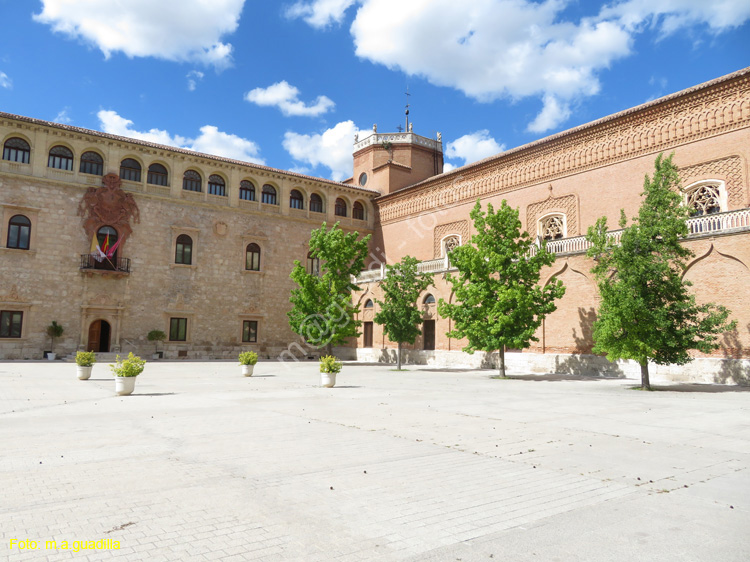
[376,67,750,224]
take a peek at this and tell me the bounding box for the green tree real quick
[438,200,565,377]
[288,223,371,356]
[373,256,434,370]
[586,153,735,390]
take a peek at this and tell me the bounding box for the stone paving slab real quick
[0,360,748,561]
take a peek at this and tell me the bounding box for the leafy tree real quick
[586,153,735,389]
[373,256,434,370]
[438,200,565,377]
[288,223,371,356]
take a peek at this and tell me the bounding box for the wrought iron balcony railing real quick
[79,254,131,274]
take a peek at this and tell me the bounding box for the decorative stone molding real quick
[527,194,578,237]
[434,220,469,258]
[377,72,750,224]
[77,173,140,241]
[678,156,745,209]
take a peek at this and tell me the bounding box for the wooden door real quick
[87,320,101,352]
[423,320,435,350]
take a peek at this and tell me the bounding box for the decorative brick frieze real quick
[377,72,750,224]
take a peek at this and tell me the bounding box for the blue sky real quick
[1,0,748,182]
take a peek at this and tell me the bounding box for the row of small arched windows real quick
[2,137,367,219]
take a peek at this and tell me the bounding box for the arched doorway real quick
[87,320,111,352]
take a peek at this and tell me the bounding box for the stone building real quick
[2,67,749,382]
[0,114,376,359]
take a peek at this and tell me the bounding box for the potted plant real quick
[75,351,96,380]
[238,351,258,376]
[110,352,146,396]
[147,330,166,360]
[319,355,342,388]
[46,320,63,360]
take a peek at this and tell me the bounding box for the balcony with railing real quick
[80,254,131,276]
[354,208,750,283]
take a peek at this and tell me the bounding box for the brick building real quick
[1,67,749,381]
[349,68,750,382]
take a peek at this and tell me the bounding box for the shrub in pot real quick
[238,351,258,376]
[46,321,64,360]
[75,351,96,380]
[147,330,166,359]
[319,355,342,388]
[110,352,146,396]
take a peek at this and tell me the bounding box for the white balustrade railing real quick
[355,209,750,282]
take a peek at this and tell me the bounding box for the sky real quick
[0,0,749,182]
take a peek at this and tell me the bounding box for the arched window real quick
[7,215,31,250]
[353,201,365,220]
[2,137,30,164]
[208,174,226,196]
[290,189,304,210]
[364,299,374,309]
[175,234,193,265]
[246,243,261,271]
[442,235,460,256]
[261,184,277,205]
[147,163,169,186]
[687,184,722,216]
[423,294,436,304]
[310,193,324,213]
[120,158,141,182]
[48,145,73,171]
[306,251,320,276]
[240,180,256,201]
[96,225,119,270]
[183,170,202,192]
[335,198,347,217]
[539,215,565,241]
[79,151,103,175]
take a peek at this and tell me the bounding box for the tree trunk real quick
[397,342,402,370]
[498,347,506,378]
[640,361,651,390]
[326,342,333,357]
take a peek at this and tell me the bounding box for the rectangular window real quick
[363,322,373,348]
[242,320,258,343]
[169,317,188,341]
[0,311,23,338]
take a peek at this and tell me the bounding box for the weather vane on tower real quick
[405,86,411,132]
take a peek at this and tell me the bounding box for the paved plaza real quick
[1,360,748,561]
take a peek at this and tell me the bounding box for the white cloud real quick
[289,0,750,133]
[245,81,335,117]
[285,0,357,28]
[186,70,205,92]
[599,0,750,34]
[0,71,11,89]
[283,120,360,181]
[445,130,505,166]
[97,110,264,165]
[33,0,245,69]
[526,94,572,134]
[54,108,72,124]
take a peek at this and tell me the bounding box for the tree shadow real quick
[647,384,750,393]
[550,307,625,378]
[715,323,750,386]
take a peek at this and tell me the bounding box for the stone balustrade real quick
[355,208,750,283]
